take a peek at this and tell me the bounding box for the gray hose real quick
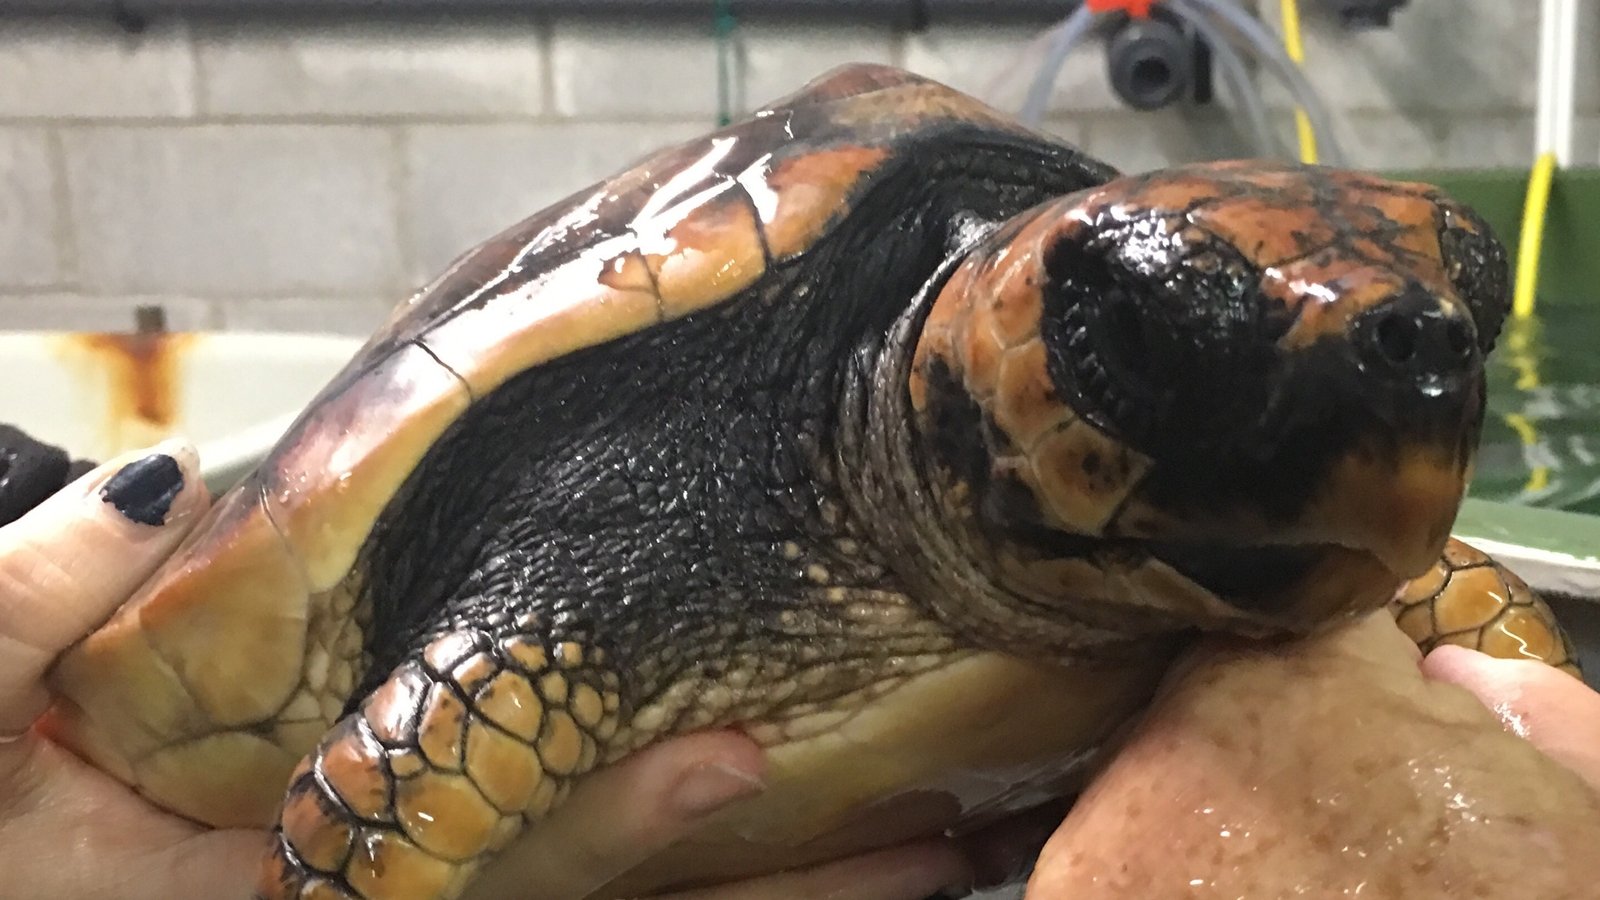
[1163,0,1280,157]
[1019,3,1099,127]
[1175,0,1348,165]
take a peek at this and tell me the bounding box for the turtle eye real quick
[1437,206,1510,356]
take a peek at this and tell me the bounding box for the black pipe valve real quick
[1105,10,1212,111]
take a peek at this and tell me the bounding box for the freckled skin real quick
[1031,613,1600,900]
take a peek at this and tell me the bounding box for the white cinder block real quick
[549,21,722,120]
[403,120,707,281]
[1257,3,1538,114]
[0,293,216,332]
[1443,115,1538,169]
[736,23,897,113]
[1577,11,1600,116]
[1080,110,1257,174]
[0,1,1565,335]
[1576,116,1600,167]
[214,295,398,336]
[0,129,65,290]
[196,18,545,118]
[1036,117,1090,151]
[1329,111,1450,170]
[61,125,402,297]
[905,22,1127,115]
[0,18,196,119]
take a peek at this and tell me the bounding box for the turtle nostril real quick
[1374,312,1419,366]
[1444,318,1472,359]
[1359,293,1477,382]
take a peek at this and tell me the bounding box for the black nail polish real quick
[101,453,184,526]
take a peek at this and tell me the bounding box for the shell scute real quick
[261,341,473,592]
[646,185,769,319]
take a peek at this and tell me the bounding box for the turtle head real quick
[906,161,1506,640]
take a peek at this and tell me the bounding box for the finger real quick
[0,439,209,739]
[1422,644,1600,789]
[461,729,768,900]
[0,734,267,900]
[655,839,973,900]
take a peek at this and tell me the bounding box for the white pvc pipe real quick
[1535,0,1578,164]
[1019,4,1100,127]
[1172,1,1280,156]
[1178,0,1348,165]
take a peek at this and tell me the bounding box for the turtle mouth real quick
[1147,539,1331,616]
[1143,535,1406,632]
[1010,524,1399,634]
[1084,531,1402,631]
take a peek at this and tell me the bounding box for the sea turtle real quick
[35,64,1580,900]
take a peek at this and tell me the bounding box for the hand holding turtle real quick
[6,437,1600,900]
[0,437,986,900]
[0,440,268,899]
[1421,641,1600,787]
[1025,611,1600,899]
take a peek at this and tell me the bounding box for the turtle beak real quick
[1310,289,1484,578]
[1206,282,1485,582]
[1294,443,1470,579]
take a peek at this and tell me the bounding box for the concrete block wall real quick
[0,3,1594,336]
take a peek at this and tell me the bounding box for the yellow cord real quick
[1514,151,1557,319]
[1502,318,1551,495]
[1279,0,1318,164]
[1504,148,1558,495]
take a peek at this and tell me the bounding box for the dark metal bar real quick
[0,0,1077,25]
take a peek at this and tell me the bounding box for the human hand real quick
[0,435,998,900]
[1025,611,1600,899]
[0,439,267,898]
[1419,641,1600,789]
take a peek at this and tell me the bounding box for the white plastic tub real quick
[0,331,364,493]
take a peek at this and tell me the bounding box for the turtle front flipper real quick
[258,627,620,900]
[1390,537,1582,678]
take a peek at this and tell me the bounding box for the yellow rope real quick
[1279,0,1318,164]
[1514,151,1557,319]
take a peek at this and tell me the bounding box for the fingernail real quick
[100,452,185,526]
[671,762,765,819]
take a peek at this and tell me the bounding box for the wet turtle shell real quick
[49,64,1123,892]
[39,63,1578,900]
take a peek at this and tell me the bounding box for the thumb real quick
[1423,644,1600,790]
[0,439,211,741]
